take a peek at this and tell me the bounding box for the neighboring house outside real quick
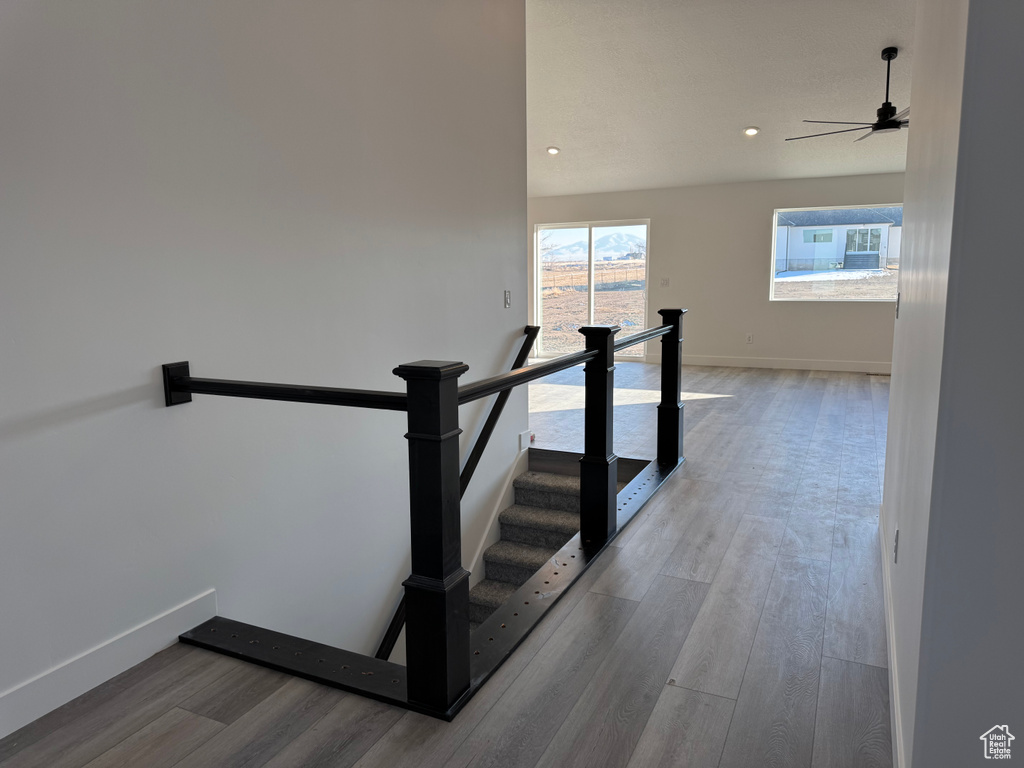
[775,206,903,273]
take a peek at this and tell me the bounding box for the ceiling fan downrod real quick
[879,47,899,123]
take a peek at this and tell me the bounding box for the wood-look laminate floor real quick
[0,364,893,768]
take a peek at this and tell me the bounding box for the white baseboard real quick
[0,589,217,740]
[879,520,904,768]
[644,352,892,374]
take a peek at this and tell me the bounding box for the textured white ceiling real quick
[527,0,917,197]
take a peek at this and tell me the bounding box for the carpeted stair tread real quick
[513,472,628,514]
[483,540,557,586]
[469,579,519,609]
[513,471,582,496]
[513,472,582,513]
[483,540,556,570]
[468,579,520,624]
[513,471,628,495]
[499,504,579,535]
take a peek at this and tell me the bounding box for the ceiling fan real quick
[787,47,909,142]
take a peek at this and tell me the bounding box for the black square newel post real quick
[657,309,687,467]
[393,360,471,714]
[579,325,620,547]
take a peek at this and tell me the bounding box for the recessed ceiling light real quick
[546,146,560,155]
[744,127,760,136]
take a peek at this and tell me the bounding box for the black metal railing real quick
[455,348,596,404]
[163,309,686,720]
[162,364,408,411]
[460,326,540,494]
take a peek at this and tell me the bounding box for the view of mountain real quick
[541,240,588,260]
[595,231,645,255]
[541,231,646,261]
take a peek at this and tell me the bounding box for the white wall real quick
[529,173,903,373]
[880,2,966,761]
[883,0,1024,765]
[0,0,526,737]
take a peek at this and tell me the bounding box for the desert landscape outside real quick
[772,267,898,300]
[537,223,648,356]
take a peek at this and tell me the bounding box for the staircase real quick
[468,470,624,628]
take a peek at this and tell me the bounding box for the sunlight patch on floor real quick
[529,383,732,413]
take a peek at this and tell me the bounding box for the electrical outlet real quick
[745,333,754,344]
[518,430,534,451]
[893,528,899,563]
[504,290,511,309]
[660,277,670,288]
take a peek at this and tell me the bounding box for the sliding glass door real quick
[535,220,649,357]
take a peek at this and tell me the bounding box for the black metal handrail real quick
[614,324,671,352]
[163,326,666,414]
[457,348,597,405]
[456,324,672,406]
[162,364,407,411]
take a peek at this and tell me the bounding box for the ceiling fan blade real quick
[893,106,910,121]
[854,130,876,142]
[786,126,873,141]
[802,120,875,125]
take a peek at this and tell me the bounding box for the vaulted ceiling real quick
[527,0,917,197]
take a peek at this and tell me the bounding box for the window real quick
[803,229,833,243]
[846,228,882,252]
[535,220,649,357]
[771,205,901,301]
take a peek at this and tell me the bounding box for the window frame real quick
[770,203,901,303]
[533,218,651,360]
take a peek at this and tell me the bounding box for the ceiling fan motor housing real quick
[874,102,902,133]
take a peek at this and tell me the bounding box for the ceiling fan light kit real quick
[787,46,910,142]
